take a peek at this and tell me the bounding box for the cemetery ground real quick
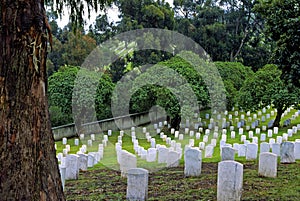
[55,108,300,200]
[62,161,300,200]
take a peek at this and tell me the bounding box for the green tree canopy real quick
[215,62,254,110]
[255,0,300,87]
[48,65,114,127]
[238,64,299,127]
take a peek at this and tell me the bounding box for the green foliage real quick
[49,106,72,127]
[160,56,210,109]
[95,73,115,120]
[116,54,213,129]
[48,65,79,117]
[215,62,254,109]
[48,65,115,127]
[173,0,272,70]
[238,64,299,126]
[62,30,97,66]
[255,0,300,87]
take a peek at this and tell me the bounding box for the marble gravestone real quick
[120,150,137,177]
[126,168,149,201]
[184,148,202,177]
[65,154,80,180]
[258,152,277,178]
[217,161,243,201]
[221,146,235,161]
[281,142,295,163]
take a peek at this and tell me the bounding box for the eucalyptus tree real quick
[0,0,112,200]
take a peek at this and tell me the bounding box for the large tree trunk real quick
[0,1,65,200]
[272,107,284,128]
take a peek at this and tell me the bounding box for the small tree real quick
[238,64,299,127]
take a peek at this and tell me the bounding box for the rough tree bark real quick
[272,107,284,128]
[0,0,65,200]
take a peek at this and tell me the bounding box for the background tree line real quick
[47,0,299,128]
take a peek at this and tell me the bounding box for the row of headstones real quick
[221,141,300,162]
[117,147,182,177]
[151,123,300,159]
[120,120,300,162]
[125,149,288,201]
[179,107,298,131]
[167,119,300,140]
[116,138,300,180]
[151,106,297,134]
[57,139,107,190]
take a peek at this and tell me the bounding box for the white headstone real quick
[211,139,217,147]
[205,145,214,158]
[231,131,236,139]
[258,152,277,178]
[87,139,92,147]
[217,161,243,201]
[271,143,280,156]
[267,129,273,137]
[65,154,80,180]
[126,168,148,201]
[77,154,88,171]
[260,142,270,153]
[189,130,194,137]
[158,147,169,163]
[276,136,282,144]
[240,135,246,142]
[65,144,70,152]
[90,134,95,141]
[172,130,178,138]
[120,150,137,177]
[252,137,258,144]
[146,148,157,162]
[294,142,300,160]
[238,144,246,157]
[260,134,266,142]
[246,143,258,160]
[150,138,156,148]
[166,151,180,167]
[248,131,253,139]
[184,148,202,177]
[74,139,79,146]
[282,133,288,141]
[203,135,208,143]
[62,137,67,145]
[281,142,295,163]
[221,146,235,161]
[199,142,205,150]
[79,134,84,140]
[87,153,95,168]
[196,132,201,140]
[178,134,184,141]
